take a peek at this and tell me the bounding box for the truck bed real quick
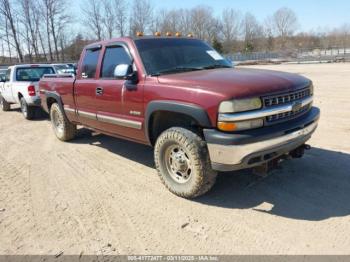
[39,74,76,113]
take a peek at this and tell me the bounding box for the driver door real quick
[95,43,144,140]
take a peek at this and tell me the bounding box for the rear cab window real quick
[16,67,55,82]
[81,48,101,79]
[100,44,132,79]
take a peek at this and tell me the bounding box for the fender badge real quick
[130,110,141,116]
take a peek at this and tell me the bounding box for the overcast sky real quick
[73,0,350,32]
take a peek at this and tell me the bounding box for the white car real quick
[51,63,75,75]
[0,64,55,119]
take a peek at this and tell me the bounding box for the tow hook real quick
[252,158,281,177]
[290,144,311,159]
[252,144,312,177]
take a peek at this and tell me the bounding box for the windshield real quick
[16,67,55,82]
[134,38,232,76]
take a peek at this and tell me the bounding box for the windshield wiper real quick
[152,67,202,76]
[201,64,232,70]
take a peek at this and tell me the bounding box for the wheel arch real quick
[45,91,64,112]
[145,101,212,145]
[17,92,23,100]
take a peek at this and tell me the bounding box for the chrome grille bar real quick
[263,88,311,107]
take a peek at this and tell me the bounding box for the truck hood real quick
[157,68,311,99]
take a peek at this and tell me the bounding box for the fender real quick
[145,100,212,144]
[42,90,64,113]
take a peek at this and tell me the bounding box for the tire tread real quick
[154,127,217,198]
[50,103,76,141]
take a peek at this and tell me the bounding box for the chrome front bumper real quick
[207,119,319,171]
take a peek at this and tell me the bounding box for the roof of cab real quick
[84,35,199,49]
[9,64,54,69]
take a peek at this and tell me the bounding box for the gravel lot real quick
[0,63,349,255]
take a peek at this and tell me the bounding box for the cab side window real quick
[81,48,101,79]
[101,46,132,78]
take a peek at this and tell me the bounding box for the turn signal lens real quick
[218,119,263,132]
[218,122,237,132]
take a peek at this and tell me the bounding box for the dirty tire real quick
[20,97,35,120]
[50,103,76,141]
[154,127,217,198]
[0,95,10,111]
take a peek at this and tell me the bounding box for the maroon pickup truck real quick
[39,36,320,198]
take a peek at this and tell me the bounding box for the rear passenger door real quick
[74,46,101,127]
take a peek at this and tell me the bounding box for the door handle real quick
[96,87,104,95]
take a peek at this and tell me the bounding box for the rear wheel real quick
[50,103,76,141]
[0,95,10,111]
[154,127,217,198]
[20,97,35,120]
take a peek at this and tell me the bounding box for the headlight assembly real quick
[219,97,262,113]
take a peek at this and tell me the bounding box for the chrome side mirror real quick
[113,64,133,79]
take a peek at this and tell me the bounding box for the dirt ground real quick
[0,63,349,255]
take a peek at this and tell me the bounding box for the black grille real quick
[263,88,311,107]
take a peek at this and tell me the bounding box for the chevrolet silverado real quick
[39,35,320,198]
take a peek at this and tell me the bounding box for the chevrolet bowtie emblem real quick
[292,101,303,112]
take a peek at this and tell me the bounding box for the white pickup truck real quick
[0,64,55,119]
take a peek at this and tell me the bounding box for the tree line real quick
[0,0,349,64]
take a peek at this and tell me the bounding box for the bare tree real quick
[50,0,68,60]
[272,7,298,48]
[102,0,115,39]
[153,9,180,33]
[113,0,128,37]
[190,6,216,41]
[263,16,275,51]
[0,0,23,62]
[243,13,264,52]
[4,17,12,62]
[180,9,193,34]
[339,24,350,51]
[220,8,242,52]
[19,0,41,61]
[83,0,104,40]
[39,0,69,61]
[190,6,209,40]
[221,9,242,42]
[130,0,153,35]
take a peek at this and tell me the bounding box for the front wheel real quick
[154,127,217,198]
[20,97,35,120]
[0,95,11,111]
[50,103,76,141]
